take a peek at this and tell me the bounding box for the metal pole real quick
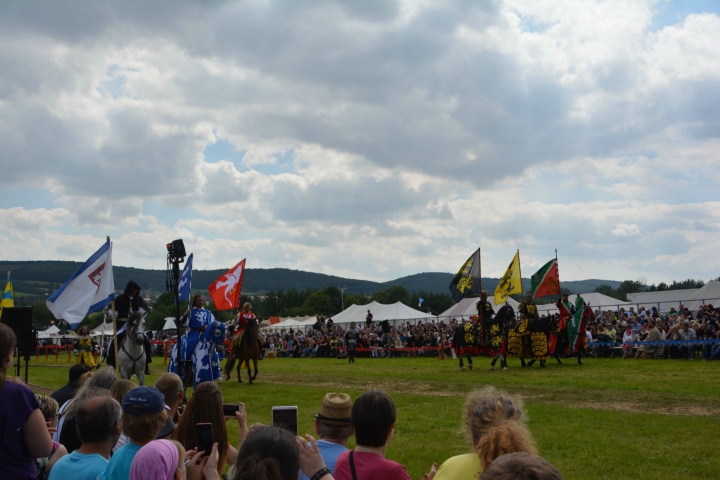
[111,300,120,379]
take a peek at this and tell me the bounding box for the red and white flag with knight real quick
[208,259,246,311]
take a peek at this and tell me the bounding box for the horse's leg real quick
[252,357,258,382]
[500,355,508,370]
[237,356,243,383]
[458,355,464,369]
[246,357,253,384]
[527,359,536,367]
[490,354,498,370]
[466,353,473,370]
[224,352,236,381]
[577,351,583,365]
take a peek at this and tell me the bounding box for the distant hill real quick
[0,260,622,299]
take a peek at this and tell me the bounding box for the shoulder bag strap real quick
[349,450,359,480]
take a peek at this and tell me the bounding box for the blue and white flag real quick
[178,253,193,303]
[46,239,115,329]
[419,298,424,307]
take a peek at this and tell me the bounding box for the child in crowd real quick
[35,394,68,480]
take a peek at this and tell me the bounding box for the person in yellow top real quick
[73,325,98,368]
[430,387,537,480]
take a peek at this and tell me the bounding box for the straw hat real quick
[313,393,352,425]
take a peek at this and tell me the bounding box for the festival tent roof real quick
[536,292,632,314]
[90,322,119,337]
[38,325,60,339]
[439,297,520,320]
[163,318,178,331]
[683,280,720,312]
[627,288,700,310]
[330,301,434,325]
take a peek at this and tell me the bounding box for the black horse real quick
[452,320,482,370]
[488,304,515,370]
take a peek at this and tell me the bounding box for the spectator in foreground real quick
[234,426,333,480]
[155,372,184,440]
[334,390,413,480]
[109,380,137,452]
[35,394,68,479]
[433,387,537,480]
[175,381,246,474]
[299,393,354,480]
[50,363,91,406]
[58,367,118,452]
[479,452,562,480]
[129,439,220,480]
[0,324,54,480]
[49,396,122,480]
[100,386,167,480]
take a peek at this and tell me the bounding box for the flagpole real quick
[555,249,561,303]
[517,249,522,299]
[477,248,482,326]
[108,236,120,378]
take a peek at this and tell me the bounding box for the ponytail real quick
[476,421,537,468]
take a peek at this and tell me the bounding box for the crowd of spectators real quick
[258,316,460,360]
[1,321,563,480]
[256,304,720,362]
[580,303,720,360]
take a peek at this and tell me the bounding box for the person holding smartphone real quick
[175,382,247,475]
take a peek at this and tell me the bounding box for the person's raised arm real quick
[23,409,53,458]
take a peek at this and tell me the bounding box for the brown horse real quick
[224,318,261,384]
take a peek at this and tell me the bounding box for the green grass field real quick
[21,355,720,480]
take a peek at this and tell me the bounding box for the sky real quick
[1,0,719,285]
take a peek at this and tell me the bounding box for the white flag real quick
[46,239,115,328]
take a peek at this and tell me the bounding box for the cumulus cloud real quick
[0,0,719,284]
[611,223,641,237]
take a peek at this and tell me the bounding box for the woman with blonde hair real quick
[431,387,537,480]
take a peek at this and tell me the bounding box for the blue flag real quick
[418,298,424,307]
[178,253,193,303]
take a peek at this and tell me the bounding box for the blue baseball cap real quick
[122,387,167,416]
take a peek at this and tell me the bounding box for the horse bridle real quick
[121,316,146,375]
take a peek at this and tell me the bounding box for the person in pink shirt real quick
[334,390,415,480]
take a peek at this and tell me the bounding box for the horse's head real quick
[127,311,146,343]
[209,320,226,343]
[582,306,595,323]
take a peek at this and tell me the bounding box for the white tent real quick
[439,297,520,320]
[330,301,434,326]
[38,325,60,339]
[89,322,118,338]
[536,293,632,314]
[628,288,700,311]
[163,318,178,331]
[683,280,720,312]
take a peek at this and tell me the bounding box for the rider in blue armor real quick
[169,294,225,388]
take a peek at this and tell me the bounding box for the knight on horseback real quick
[488,304,514,371]
[169,294,226,390]
[551,292,576,364]
[101,281,153,375]
[228,302,264,355]
[566,293,590,365]
[507,294,538,367]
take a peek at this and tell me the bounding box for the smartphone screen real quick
[223,404,242,417]
[195,423,214,455]
[272,406,298,435]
